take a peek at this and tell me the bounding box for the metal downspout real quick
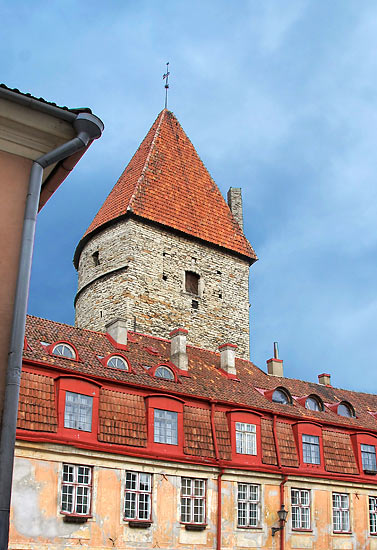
[210,401,223,550]
[0,113,103,549]
[272,414,288,550]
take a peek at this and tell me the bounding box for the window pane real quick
[154,409,178,445]
[181,497,191,523]
[64,392,93,432]
[237,483,260,528]
[125,492,136,519]
[61,485,73,512]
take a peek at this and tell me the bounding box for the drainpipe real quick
[272,415,288,550]
[210,401,223,550]
[0,112,104,549]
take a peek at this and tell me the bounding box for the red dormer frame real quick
[227,409,263,467]
[146,394,184,457]
[98,353,132,372]
[295,394,325,412]
[56,375,101,445]
[149,363,179,383]
[46,340,82,362]
[292,421,325,473]
[351,432,377,477]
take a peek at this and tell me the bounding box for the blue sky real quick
[3,1,377,393]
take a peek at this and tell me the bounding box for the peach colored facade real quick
[9,442,377,550]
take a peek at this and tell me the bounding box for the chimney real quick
[227,187,244,229]
[219,343,237,375]
[267,342,284,377]
[318,373,331,386]
[170,328,188,371]
[105,318,128,346]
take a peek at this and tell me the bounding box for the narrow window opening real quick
[185,271,200,295]
[92,251,100,266]
[162,274,167,281]
[192,300,199,310]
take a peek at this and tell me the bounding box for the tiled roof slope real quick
[23,315,377,433]
[75,110,256,265]
[17,371,57,432]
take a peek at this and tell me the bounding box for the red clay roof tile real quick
[322,429,358,474]
[17,371,57,432]
[75,110,256,266]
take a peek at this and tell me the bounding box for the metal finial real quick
[163,62,170,109]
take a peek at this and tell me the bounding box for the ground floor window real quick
[370,496,377,534]
[291,489,310,530]
[181,477,206,524]
[237,483,260,527]
[124,471,152,521]
[61,464,92,516]
[332,492,350,533]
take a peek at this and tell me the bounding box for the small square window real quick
[154,409,178,445]
[64,392,93,432]
[185,271,200,295]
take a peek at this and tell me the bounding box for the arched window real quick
[272,388,291,405]
[107,356,128,370]
[337,402,355,418]
[53,343,75,359]
[305,395,324,412]
[155,366,175,380]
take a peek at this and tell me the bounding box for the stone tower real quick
[73,110,257,358]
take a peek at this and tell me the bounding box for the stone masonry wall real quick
[75,218,251,358]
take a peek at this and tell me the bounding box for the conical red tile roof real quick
[75,109,256,266]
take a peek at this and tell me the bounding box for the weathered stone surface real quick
[75,217,251,358]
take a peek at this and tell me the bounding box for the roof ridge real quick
[127,109,166,212]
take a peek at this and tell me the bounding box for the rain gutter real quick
[0,95,103,549]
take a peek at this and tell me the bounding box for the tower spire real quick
[163,62,170,109]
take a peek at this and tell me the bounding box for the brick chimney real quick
[227,187,244,229]
[219,343,237,375]
[318,373,331,386]
[267,342,283,377]
[105,318,128,346]
[170,328,188,371]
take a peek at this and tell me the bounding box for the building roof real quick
[74,110,256,267]
[23,314,377,432]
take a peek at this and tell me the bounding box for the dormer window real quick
[305,395,323,412]
[185,271,200,295]
[155,366,174,380]
[337,402,355,418]
[53,343,76,359]
[235,422,256,455]
[272,388,291,405]
[107,355,128,370]
[361,444,377,473]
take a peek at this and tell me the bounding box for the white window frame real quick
[361,444,377,472]
[154,409,178,445]
[53,343,75,359]
[369,496,377,534]
[237,483,260,528]
[61,464,92,516]
[332,492,350,533]
[302,434,321,465]
[291,488,311,530]
[107,355,128,370]
[180,477,206,525]
[124,471,152,522]
[235,422,257,455]
[64,391,93,432]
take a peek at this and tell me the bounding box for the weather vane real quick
[163,62,170,109]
